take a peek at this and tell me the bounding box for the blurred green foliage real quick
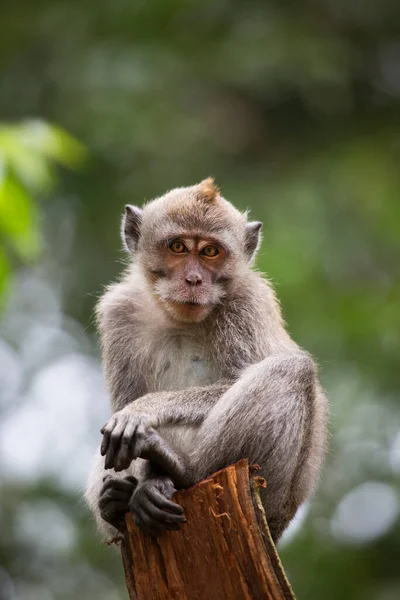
[0,1,399,599]
[0,121,86,294]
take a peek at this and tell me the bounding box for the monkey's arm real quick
[89,293,221,537]
[101,351,326,488]
[100,382,231,483]
[123,381,232,423]
[93,382,231,535]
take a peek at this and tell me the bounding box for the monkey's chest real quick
[150,340,218,392]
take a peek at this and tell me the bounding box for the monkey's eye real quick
[201,245,220,258]
[169,240,188,254]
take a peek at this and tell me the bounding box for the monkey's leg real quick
[186,354,325,541]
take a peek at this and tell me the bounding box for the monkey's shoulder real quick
[211,273,295,362]
[96,275,157,331]
[214,274,275,324]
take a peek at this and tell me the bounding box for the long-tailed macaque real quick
[85,178,328,542]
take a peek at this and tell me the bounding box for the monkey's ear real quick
[122,205,143,253]
[244,221,263,262]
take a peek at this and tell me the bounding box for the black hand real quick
[100,412,158,471]
[98,474,138,531]
[100,412,191,487]
[129,476,186,537]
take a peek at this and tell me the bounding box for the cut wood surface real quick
[120,460,296,600]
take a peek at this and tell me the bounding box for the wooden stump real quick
[120,460,296,600]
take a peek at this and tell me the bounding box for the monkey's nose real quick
[185,273,202,286]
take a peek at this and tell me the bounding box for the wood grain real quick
[120,460,296,600]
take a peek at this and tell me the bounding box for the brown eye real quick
[169,240,187,253]
[201,245,219,258]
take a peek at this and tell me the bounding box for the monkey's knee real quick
[257,352,316,389]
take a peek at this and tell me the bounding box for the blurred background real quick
[0,1,399,599]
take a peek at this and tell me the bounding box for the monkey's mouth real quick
[181,300,202,306]
[168,299,212,312]
[173,299,211,308]
[166,301,213,324]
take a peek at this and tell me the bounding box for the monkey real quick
[85,178,328,543]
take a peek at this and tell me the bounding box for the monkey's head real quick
[122,178,262,323]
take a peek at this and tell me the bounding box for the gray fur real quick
[85,180,328,543]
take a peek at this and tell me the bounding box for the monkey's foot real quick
[99,475,138,532]
[129,476,186,537]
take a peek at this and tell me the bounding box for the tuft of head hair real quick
[197,177,220,203]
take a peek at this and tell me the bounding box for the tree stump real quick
[120,459,296,600]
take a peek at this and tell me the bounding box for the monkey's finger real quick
[100,436,109,457]
[131,434,145,462]
[100,483,134,500]
[114,420,137,471]
[100,498,129,516]
[100,415,117,436]
[137,499,187,525]
[145,488,185,515]
[130,422,148,460]
[133,513,162,537]
[133,509,181,535]
[105,418,129,469]
[125,475,139,486]
[100,417,117,456]
[99,489,129,510]
[100,500,129,524]
[101,476,138,495]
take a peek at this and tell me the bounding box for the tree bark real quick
[120,459,296,600]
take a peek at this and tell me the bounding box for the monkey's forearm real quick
[123,381,232,426]
[100,381,231,481]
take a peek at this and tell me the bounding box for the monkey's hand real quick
[101,411,191,487]
[98,474,138,532]
[129,475,186,537]
[101,411,159,471]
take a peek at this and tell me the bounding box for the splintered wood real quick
[120,460,296,600]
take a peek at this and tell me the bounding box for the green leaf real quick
[16,120,88,168]
[0,172,41,260]
[0,120,87,192]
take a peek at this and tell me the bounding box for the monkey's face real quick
[122,179,263,323]
[149,235,229,323]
